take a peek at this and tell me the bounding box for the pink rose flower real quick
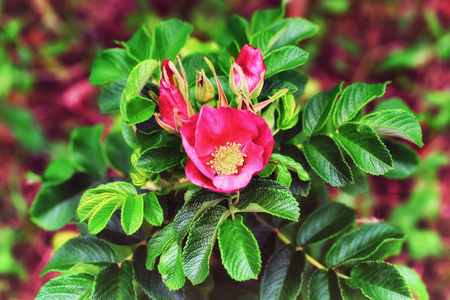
[156,59,193,133]
[230,44,267,99]
[180,106,274,193]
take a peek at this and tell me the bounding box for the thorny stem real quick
[252,213,350,280]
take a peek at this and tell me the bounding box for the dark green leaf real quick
[182,206,229,285]
[69,125,106,178]
[30,173,91,231]
[266,18,319,49]
[227,14,249,48]
[146,224,175,270]
[336,122,393,175]
[237,178,300,221]
[152,19,193,61]
[104,131,133,175]
[36,273,94,300]
[297,202,356,246]
[133,246,183,300]
[333,82,389,128]
[383,139,419,179]
[326,223,404,267]
[260,245,306,300]
[89,49,135,85]
[218,215,261,281]
[99,78,127,114]
[173,189,226,244]
[92,261,136,300]
[396,265,429,300]
[250,7,284,33]
[303,82,343,137]
[274,69,307,97]
[346,262,412,300]
[40,236,116,276]
[339,163,368,195]
[158,239,185,290]
[308,269,343,300]
[121,195,144,235]
[303,135,353,187]
[265,46,309,78]
[181,53,212,85]
[260,78,298,97]
[143,193,164,226]
[135,145,186,173]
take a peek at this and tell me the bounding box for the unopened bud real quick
[195,69,216,103]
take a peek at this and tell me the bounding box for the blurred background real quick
[0,0,449,299]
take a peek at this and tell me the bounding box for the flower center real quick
[207,142,247,175]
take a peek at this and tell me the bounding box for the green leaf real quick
[89,48,135,85]
[42,157,76,185]
[276,163,292,187]
[218,215,262,281]
[182,205,229,285]
[325,223,404,267]
[276,93,300,130]
[336,122,393,175]
[146,224,175,270]
[308,269,343,300]
[121,195,144,235]
[373,98,414,114]
[77,181,140,235]
[333,82,389,128]
[303,135,353,187]
[124,25,152,62]
[104,131,133,175]
[227,14,249,47]
[260,245,306,300]
[360,109,423,147]
[346,262,412,300]
[383,139,419,179]
[275,69,307,98]
[297,202,356,246]
[181,53,212,85]
[36,273,95,300]
[271,153,310,181]
[250,31,274,54]
[99,78,127,114]
[152,19,193,61]
[266,18,319,49]
[133,246,183,300]
[174,189,227,244]
[120,60,158,125]
[143,193,163,226]
[158,239,185,290]
[339,163,368,196]
[250,7,284,33]
[260,78,298,97]
[265,46,309,78]
[30,173,91,231]
[69,125,106,178]
[135,145,185,174]
[40,236,116,276]
[303,82,343,137]
[396,265,429,300]
[236,178,300,221]
[92,261,136,300]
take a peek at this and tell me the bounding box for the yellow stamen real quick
[206,142,246,175]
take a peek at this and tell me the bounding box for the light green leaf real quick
[271,153,310,181]
[146,224,175,270]
[276,93,300,130]
[260,245,306,300]
[346,262,412,300]
[120,60,158,125]
[124,25,152,62]
[275,163,292,187]
[250,31,273,54]
[266,18,318,49]
[303,135,353,187]
[236,178,300,221]
[218,215,261,281]
[42,157,76,185]
[325,223,404,267]
[333,82,389,128]
[361,109,423,147]
[265,46,309,78]
[250,7,284,33]
[303,82,343,137]
[396,265,429,300]
[104,131,133,175]
[383,139,419,179]
[40,236,116,276]
[308,269,343,300]
[99,78,127,114]
[135,145,186,174]
[121,195,144,235]
[158,239,185,290]
[336,122,393,175]
[92,262,136,300]
[143,193,163,226]
[182,206,229,285]
[297,202,356,246]
[152,19,193,61]
[36,273,94,300]
[69,125,106,178]
[173,189,226,244]
[89,48,135,85]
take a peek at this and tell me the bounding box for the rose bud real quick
[195,69,215,103]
